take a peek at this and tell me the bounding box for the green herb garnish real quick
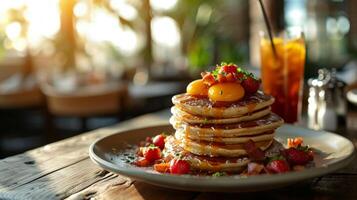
[212,172,227,177]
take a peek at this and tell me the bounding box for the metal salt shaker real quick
[307,68,346,131]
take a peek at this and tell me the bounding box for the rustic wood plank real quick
[0,113,169,199]
[0,157,197,200]
[0,159,114,199]
[92,180,198,200]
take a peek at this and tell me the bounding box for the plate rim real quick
[89,124,356,190]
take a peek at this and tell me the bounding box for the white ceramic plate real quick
[89,124,355,192]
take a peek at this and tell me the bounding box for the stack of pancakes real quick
[165,91,284,173]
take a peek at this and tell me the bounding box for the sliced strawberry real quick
[154,162,170,173]
[202,72,216,86]
[225,73,237,82]
[241,77,260,94]
[134,157,150,167]
[244,140,265,161]
[266,159,290,173]
[169,159,190,174]
[217,74,227,83]
[283,148,311,165]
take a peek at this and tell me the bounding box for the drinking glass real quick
[260,30,306,123]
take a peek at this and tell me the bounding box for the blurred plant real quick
[166,0,250,71]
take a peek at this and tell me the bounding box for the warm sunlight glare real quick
[5,22,22,40]
[151,16,180,48]
[150,0,178,11]
[25,0,60,45]
[110,0,138,20]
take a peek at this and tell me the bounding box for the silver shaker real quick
[307,68,346,131]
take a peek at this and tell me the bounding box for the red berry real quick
[283,148,311,165]
[225,73,237,82]
[219,65,238,74]
[217,74,227,83]
[202,72,216,86]
[266,159,290,173]
[134,157,150,167]
[153,134,166,149]
[145,137,152,143]
[241,77,260,94]
[169,159,190,174]
[236,72,245,80]
[143,146,161,163]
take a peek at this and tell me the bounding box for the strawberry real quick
[283,148,312,165]
[143,146,161,163]
[225,73,237,82]
[202,72,216,86]
[241,76,260,94]
[134,157,150,167]
[169,159,190,174]
[235,72,245,80]
[153,134,166,149]
[217,74,227,83]
[266,159,290,173]
[219,65,238,74]
[154,162,170,173]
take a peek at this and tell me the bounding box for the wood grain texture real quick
[0,112,169,199]
[0,110,356,200]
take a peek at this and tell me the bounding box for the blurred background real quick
[0,0,357,158]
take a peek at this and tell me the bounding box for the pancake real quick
[174,133,273,157]
[164,136,250,172]
[171,106,271,125]
[175,129,275,144]
[170,113,284,138]
[172,91,274,118]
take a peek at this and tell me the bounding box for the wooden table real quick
[1,110,356,200]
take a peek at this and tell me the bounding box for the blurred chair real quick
[0,58,46,157]
[0,84,43,109]
[41,81,128,140]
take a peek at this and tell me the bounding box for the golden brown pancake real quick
[170,113,284,138]
[172,91,274,118]
[174,133,273,157]
[175,129,275,144]
[164,136,250,172]
[171,106,271,125]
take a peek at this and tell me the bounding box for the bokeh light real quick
[151,16,180,48]
[150,0,178,11]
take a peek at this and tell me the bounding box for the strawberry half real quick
[219,65,238,74]
[241,76,260,94]
[202,72,216,86]
[266,159,290,173]
[283,148,312,165]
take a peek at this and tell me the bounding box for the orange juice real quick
[260,35,306,123]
